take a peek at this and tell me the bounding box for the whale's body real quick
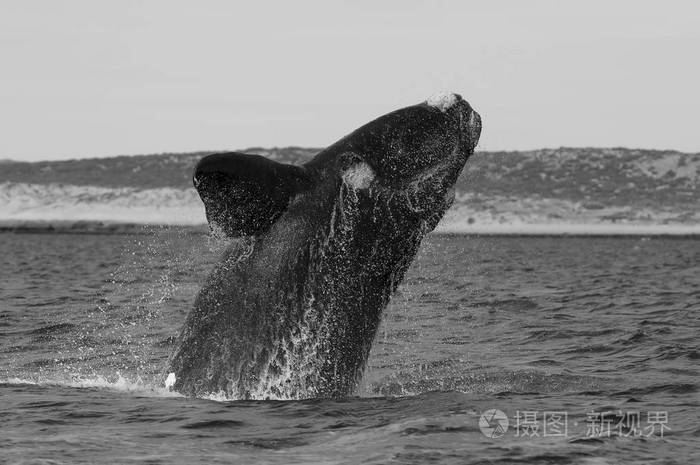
[169,94,481,399]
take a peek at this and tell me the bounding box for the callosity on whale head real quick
[169,93,481,399]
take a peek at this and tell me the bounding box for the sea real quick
[1,229,698,464]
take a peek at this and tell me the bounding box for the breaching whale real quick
[168,93,481,399]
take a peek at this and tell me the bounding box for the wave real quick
[1,182,698,235]
[1,373,273,402]
[0,374,183,398]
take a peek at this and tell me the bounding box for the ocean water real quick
[1,230,698,464]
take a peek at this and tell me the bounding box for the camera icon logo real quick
[479,409,509,438]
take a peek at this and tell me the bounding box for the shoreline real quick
[2,220,699,237]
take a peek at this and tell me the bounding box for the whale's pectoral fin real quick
[193,152,310,237]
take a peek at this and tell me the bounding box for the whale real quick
[168,93,481,399]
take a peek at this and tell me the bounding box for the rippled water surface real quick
[1,231,698,464]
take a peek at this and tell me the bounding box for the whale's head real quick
[306,92,481,233]
[325,92,480,183]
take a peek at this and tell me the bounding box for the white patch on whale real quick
[427,92,458,112]
[342,162,375,189]
[469,110,479,126]
[164,372,176,389]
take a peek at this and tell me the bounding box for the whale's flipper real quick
[194,152,310,237]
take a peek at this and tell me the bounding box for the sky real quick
[1,1,699,161]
